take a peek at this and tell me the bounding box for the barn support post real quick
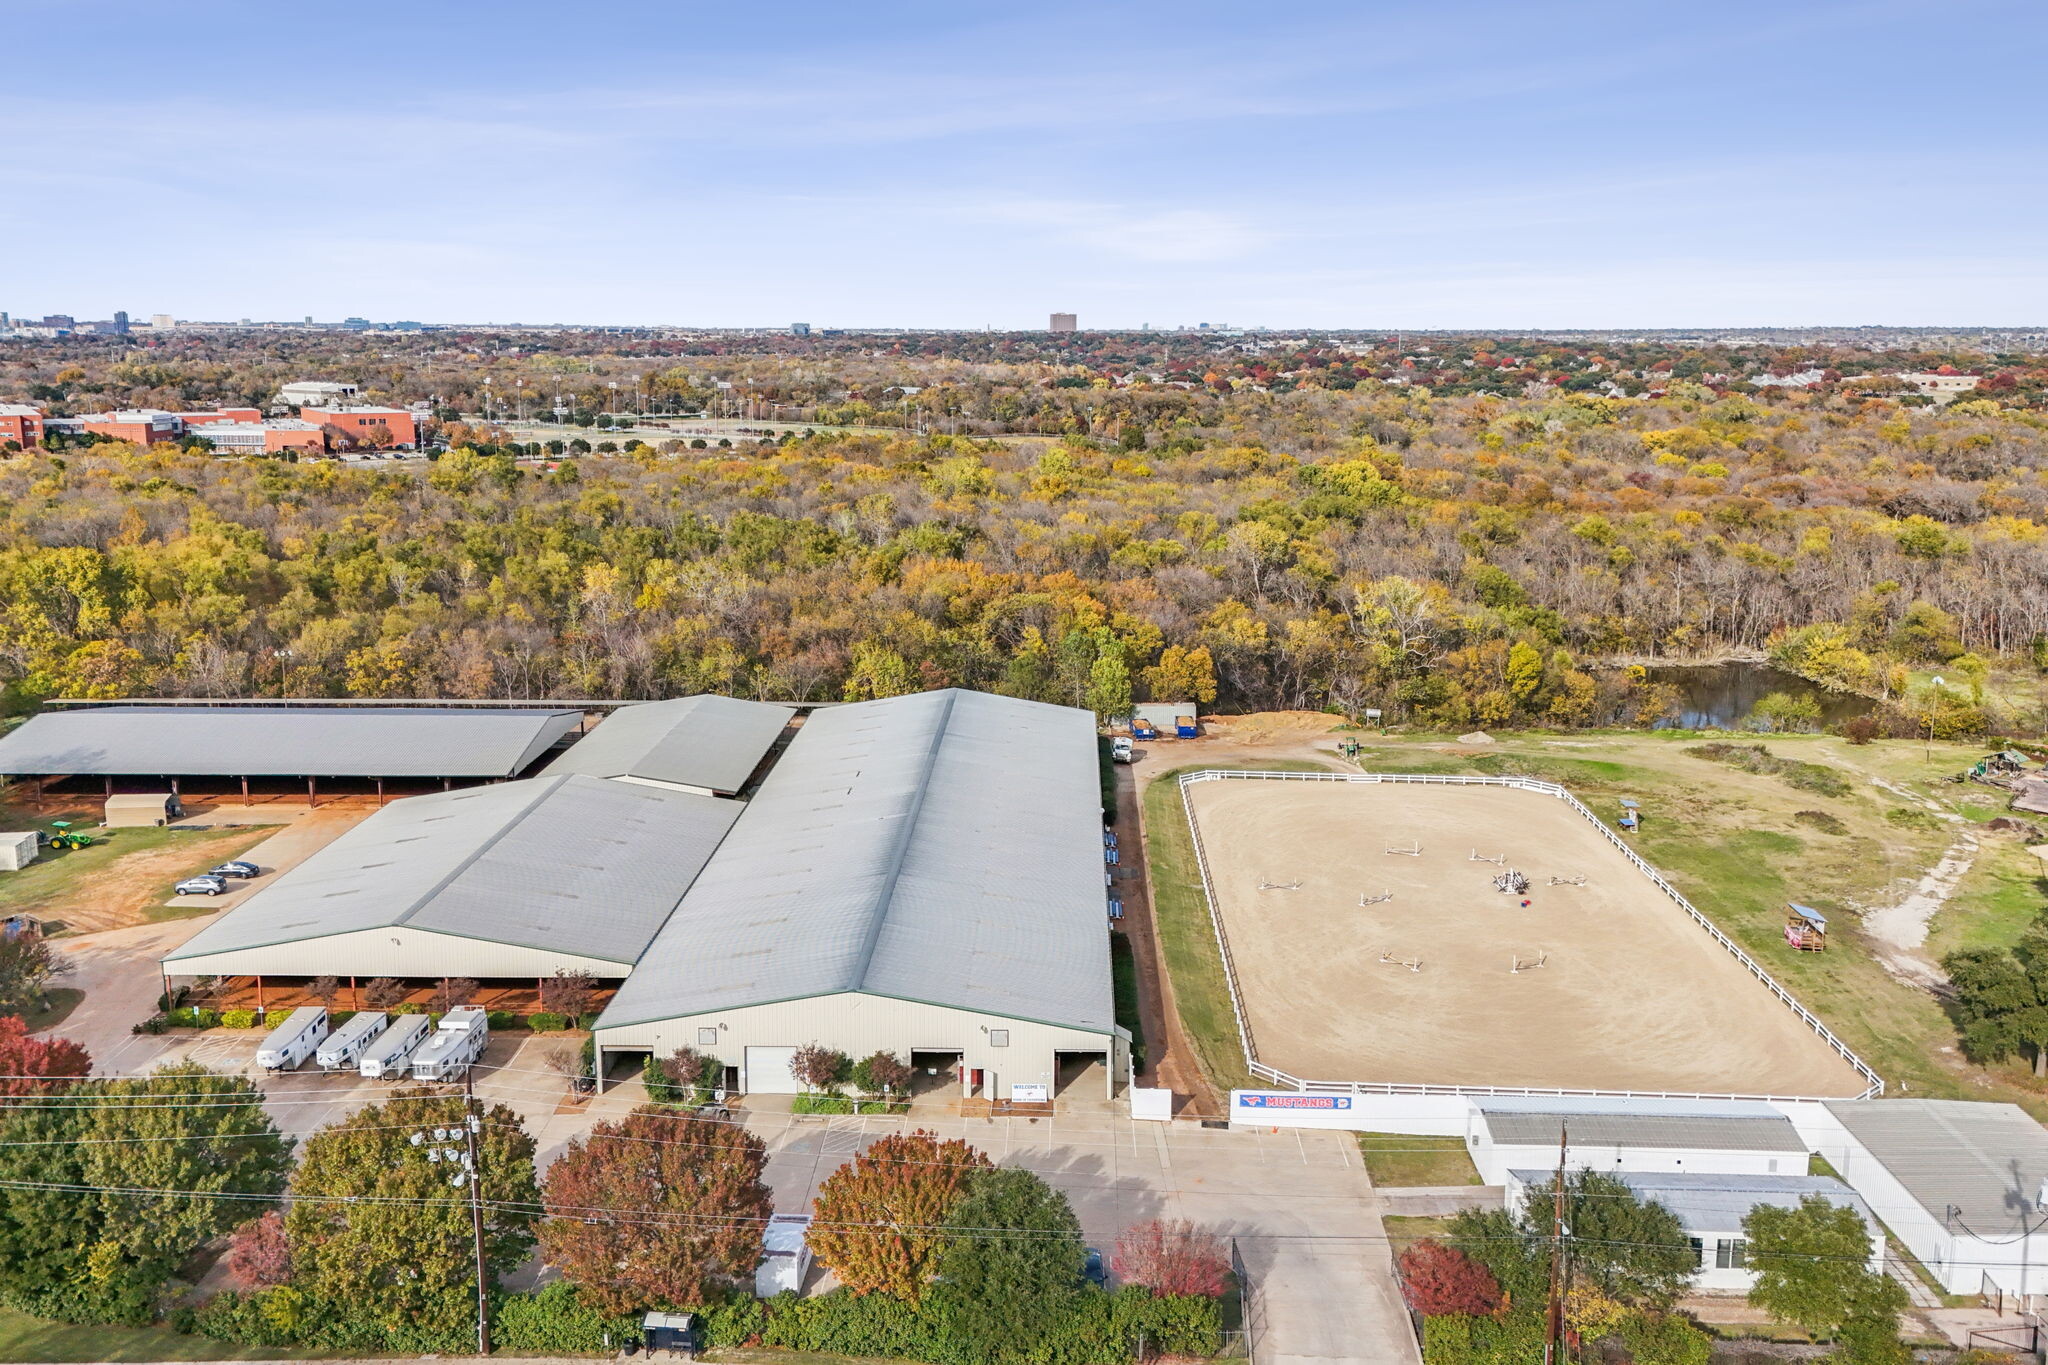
[169,777,179,798]
[240,776,249,803]
[592,1046,606,1095]
[442,778,452,791]
[375,778,385,807]
[103,777,113,798]
[350,975,359,1011]
[254,975,265,1018]
[307,776,318,809]
[32,778,44,812]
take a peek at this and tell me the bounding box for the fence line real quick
[1177,769,1883,1103]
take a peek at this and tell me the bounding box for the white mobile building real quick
[756,1213,814,1297]
[316,1011,390,1070]
[594,689,1128,1101]
[161,774,741,984]
[1796,1099,2048,1297]
[256,1006,328,1071]
[359,1014,434,1079]
[1504,1169,1882,1294]
[1467,1098,1809,1186]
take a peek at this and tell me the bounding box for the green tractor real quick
[45,821,94,852]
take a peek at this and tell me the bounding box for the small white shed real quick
[0,833,37,872]
[1467,1097,1810,1186]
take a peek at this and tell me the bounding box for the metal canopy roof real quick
[1823,1099,2048,1235]
[164,774,741,968]
[542,695,793,794]
[600,688,1114,1034]
[1477,1098,1804,1152]
[0,706,581,778]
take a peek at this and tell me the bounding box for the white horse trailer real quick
[410,1006,489,1082]
[358,1014,434,1080]
[255,1006,328,1071]
[315,1011,389,1071]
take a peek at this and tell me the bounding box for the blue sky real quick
[6,0,2045,328]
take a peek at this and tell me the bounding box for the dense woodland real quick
[5,333,2048,734]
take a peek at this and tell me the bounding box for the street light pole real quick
[463,1071,490,1356]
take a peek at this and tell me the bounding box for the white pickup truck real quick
[1111,735,1134,764]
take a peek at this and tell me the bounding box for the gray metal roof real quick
[542,695,793,794]
[164,774,740,967]
[1506,1169,1876,1237]
[600,688,1114,1034]
[1823,1099,2048,1235]
[1477,1099,1804,1153]
[0,706,581,778]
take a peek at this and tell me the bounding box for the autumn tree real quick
[850,1050,912,1098]
[1744,1195,1893,1344]
[539,1107,771,1313]
[430,977,478,1012]
[287,1089,538,1352]
[1141,644,1218,705]
[1113,1217,1231,1298]
[309,975,339,1010]
[927,1167,1088,1362]
[225,1210,292,1291]
[806,1130,992,1303]
[790,1041,848,1092]
[0,1064,288,1324]
[540,968,597,1021]
[0,934,71,1017]
[1396,1240,1501,1317]
[0,1016,89,1096]
[361,977,406,1010]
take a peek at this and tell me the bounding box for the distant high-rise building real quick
[790,323,811,336]
[304,315,313,325]
[1050,312,1077,333]
[112,311,129,335]
[149,313,174,329]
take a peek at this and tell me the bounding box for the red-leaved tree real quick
[224,1209,292,1290]
[539,1107,772,1313]
[1111,1218,1231,1297]
[806,1130,991,1303]
[0,1015,90,1097]
[1397,1239,1501,1317]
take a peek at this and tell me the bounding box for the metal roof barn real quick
[1820,1098,2048,1234]
[598,688,1114,1034]
[0,706,581,778]
[1474,1097,1805,1152]
[163,774,741,978]
[542,694,793,795]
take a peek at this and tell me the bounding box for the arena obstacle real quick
[1469,850,1505,864]
[1510,951,1549,974]
[1258,878,1303,892]
[1547,874,1587,887]
[1492,869,1531,895]
[1384,840,1422,857]
[1379,950,1423,972]
[1358,890,1394,907]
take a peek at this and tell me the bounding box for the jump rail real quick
[1177,769,1883,1103]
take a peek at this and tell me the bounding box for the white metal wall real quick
[596,990,1125,1099]
[164,925,633,981]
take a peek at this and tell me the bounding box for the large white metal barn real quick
[162,774,742,981]
[592,688,1127,1100]
[154,688,1123,1101]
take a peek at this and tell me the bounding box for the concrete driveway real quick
[160,806,369,910]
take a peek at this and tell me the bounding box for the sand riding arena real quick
[1180,772,1877,1100]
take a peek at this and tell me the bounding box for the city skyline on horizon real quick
[7,0,2046,329]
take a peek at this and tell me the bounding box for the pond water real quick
[1641,662,1875,731]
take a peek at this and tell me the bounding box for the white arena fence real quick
[1176,769,1884,1104]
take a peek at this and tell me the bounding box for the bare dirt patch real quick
[1186,776,1871,1097]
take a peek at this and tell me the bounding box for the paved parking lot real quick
[53,964,1419,1364]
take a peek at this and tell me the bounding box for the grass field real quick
[1142,728,2048,1114]
[1356,1134,1482,1188]
[1110,931,1146,1071]
[0,822,273,934]
[0,1306,333,1361]
[1140,760,1331,1097]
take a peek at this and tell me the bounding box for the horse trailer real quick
[358,1014,434,1080]
[316,1010,390,1071]
[255,1006,328,1071]
[410,1006,489,1082]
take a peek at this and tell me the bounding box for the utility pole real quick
[1543,1123,1568,1365]
[463,1069,490,1356]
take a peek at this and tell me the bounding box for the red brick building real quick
[0,404,43,447]
[307,406,417,448]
